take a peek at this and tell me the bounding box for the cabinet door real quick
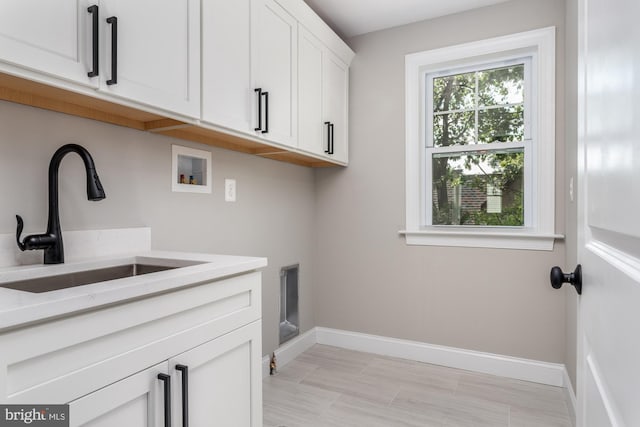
[251,0,297,146]
[0,0,97,88]
[68,362,168,427]
[99,0,200,117]
[323,51,349,163]
[170,321,263,427]
[201,0,253,133]
[298,27,325,155]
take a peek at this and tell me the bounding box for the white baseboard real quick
[315,327,566,387]
[563,367,577,426]
[262,328,317,378]
[263,326,569,389]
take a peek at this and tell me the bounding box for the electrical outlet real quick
[225,179,236,202]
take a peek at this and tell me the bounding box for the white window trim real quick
[400,26,563,251]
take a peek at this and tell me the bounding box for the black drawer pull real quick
[254,88,263,131]
[157,373,171,427]
[329,122,334,154]
[87,5,99,78]
[176,365,189,427]
[106,16,118,85]
[262,91,269,133]
[324,122,331,153]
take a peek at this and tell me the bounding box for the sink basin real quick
[0,263,182,293]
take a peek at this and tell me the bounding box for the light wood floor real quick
[263,345,573,427]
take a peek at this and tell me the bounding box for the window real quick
[428,60,529,227]
[401,27,562,250]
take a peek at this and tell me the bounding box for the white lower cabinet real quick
[68,321,262,427]
[171,321,262,427]
[69,362,168,427]
[0,271,263,427]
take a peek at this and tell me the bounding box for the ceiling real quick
[303,0,512,39]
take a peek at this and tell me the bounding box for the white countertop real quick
[0,251,267,332]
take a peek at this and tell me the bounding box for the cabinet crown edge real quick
[275,0,355,65]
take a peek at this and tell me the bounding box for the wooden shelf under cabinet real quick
[0,72,339,168]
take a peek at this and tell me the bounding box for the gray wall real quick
[313,0,568,363]
[0,100,316,356]
[564,0,579,391]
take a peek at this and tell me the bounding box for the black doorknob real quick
[550,265,582,295]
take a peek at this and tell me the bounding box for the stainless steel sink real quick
[0,264,178,293]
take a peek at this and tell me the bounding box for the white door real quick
[169,321,263,427]
[201,0,253,133]
[251,0,297,147]
[577,0,640,425]
[0,0,98,87]
[68,362,168,427]
[99,0,200,117]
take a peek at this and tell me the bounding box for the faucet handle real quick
[16,215,26,251]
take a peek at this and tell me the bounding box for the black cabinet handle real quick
[175,365,189,427]
[254,89,269,133]
[329,122,334,154]
[254,88,262,131]
[106,16,118,85]
[324,122,334,154]
[324,122,331,153]
[550,265,582,295]
[87,5,99,78]
[262,91,269,133]
[157,373,171,427]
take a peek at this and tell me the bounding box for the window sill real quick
[398,228,564,251]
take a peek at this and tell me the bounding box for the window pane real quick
[431,149,524,226]
[433,72,475,112]
[433,111,475,147]
[478,64,524,106]
[478,106,524,143]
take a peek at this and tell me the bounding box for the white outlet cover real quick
[225,179,236,202]
[569,176,574,202]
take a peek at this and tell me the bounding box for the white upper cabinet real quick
[298,27,349,163]
[0,0,200,118]
[99,0,200,117]
[298,27,324,156]
[251,0,298,147]
[323,50,349,163]
[201,0,253,133]
[0,0,352,165]
[201,0,299,146]
[0,0,97,88]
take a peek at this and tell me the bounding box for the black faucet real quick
[16,144,106,264]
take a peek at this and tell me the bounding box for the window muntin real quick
[425,59,531,227]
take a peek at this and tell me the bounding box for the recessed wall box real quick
[171,145,212,193]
